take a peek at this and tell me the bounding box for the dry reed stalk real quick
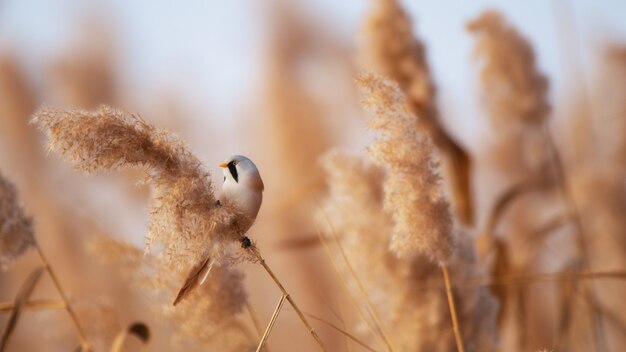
[362,0,473,225]
[35,245,91,350]
[0,267,44,352]
[255,294,287,352]
[247,248,327,352]
[441,264,464,352]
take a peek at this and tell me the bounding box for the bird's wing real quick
[173,253,212,306]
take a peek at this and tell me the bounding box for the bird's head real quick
[219,155,264,192]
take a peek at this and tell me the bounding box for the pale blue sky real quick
[1,0,625,140]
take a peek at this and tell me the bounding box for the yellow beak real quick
[219,162,229,168]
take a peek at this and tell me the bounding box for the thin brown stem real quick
[441,264,465,352]
[255,294,287,352]
[252,249,327,352]
[0,299,66,312]
[35,245,90,351]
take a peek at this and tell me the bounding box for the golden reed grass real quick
[1,3,626,352]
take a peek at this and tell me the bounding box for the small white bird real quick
[174,155,264,305]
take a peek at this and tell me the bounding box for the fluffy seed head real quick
[32,105,244,269]
[467,10,550,128]
[358,74,454,263]
[0,171,36,270]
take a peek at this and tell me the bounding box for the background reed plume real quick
[0,172,35,271]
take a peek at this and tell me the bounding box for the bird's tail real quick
[173,253,212,306]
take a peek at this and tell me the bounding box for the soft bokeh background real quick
[2,1,626,351]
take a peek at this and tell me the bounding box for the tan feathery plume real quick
[32,106,243,271]
[318,151,497,352]
[358,74,454,263]
[0,171,36,270]
[467,10,550,129]
[362,0,474,225]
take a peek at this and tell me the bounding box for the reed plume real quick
[0,171,35,270]
[362,0,474,225]
[319,151,497,352]
[32,105,244,270]
[467,11,550,130]
[358,73,454,263]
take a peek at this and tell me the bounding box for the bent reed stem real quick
[252,249,327,352]
[35,245,90,351]
[256,294,287,352]
[441,264,465,352]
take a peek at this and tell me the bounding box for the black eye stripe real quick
[228,161,239,182]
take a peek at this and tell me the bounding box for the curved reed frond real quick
[32,106,242,269]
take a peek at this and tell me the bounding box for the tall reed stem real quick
[253,250,327,352]
[255,294,287,352]
[35,245,90,351]
[441,264,465,352]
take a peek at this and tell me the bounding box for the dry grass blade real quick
[302,311,381,352]
[109,322,150,352]
[255,294,287,352]
[0,266,45,352]
[36,245,90,350]
[0,299,65,312]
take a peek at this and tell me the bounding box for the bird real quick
[173,155,264,306]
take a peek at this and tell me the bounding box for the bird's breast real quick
[219,182,263,224]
